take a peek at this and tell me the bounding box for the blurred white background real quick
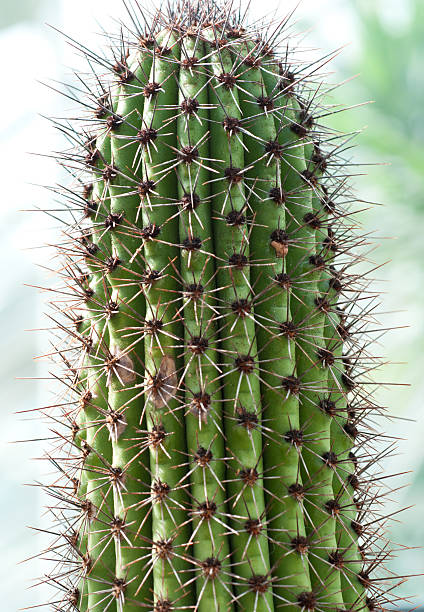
[1,0,422,608]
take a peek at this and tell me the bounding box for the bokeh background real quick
[1,0,422,608]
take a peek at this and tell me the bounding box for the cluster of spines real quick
[29,1,408,611]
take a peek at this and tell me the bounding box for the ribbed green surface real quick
[40,3,385,611]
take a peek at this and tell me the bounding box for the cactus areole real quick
[33,1,406,611]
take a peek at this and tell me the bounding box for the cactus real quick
[31,1,409,611]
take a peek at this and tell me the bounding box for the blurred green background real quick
[1,0,422,608]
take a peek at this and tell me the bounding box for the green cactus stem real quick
[31,2,408,612]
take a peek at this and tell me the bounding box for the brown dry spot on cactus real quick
[146,355,178,408]
[110,347,137,384]
[270,228,289,258]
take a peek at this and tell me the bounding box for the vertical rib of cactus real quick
[243,54,313,607]
[204,29,274,612]
[303,139,361,608]
[303,140,355,606]
[73,316,90,612]
[324,282,366,609]
[311,145,366,609]
[73,313,90,487]
[82,303,116,611]
[81,127,117,610]
[176,34,233,611]
[139,30,193,608]
[265,77,342,605]
[107,45,155,610]
[73,183,103,612]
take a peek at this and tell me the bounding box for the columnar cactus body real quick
[34,1,406,611]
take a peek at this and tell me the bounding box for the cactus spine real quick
[32,1,407,611]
